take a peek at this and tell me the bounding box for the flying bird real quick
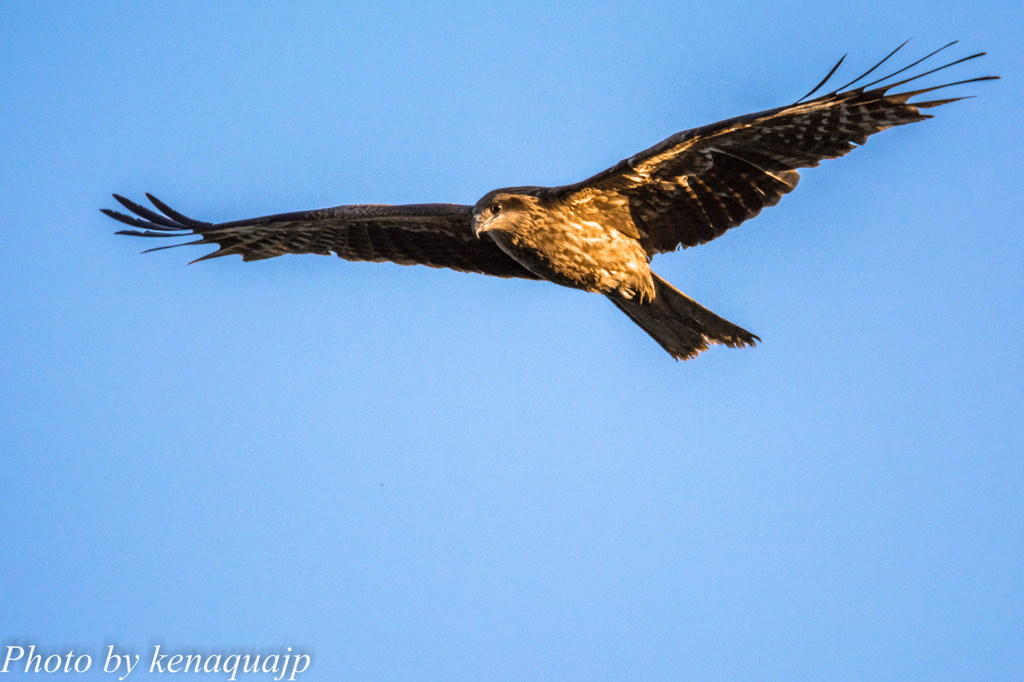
[104,42,995,360]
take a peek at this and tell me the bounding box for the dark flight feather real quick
[554,45,996,256]
[105,197,541,278]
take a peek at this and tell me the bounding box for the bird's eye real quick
[491,203,501,214]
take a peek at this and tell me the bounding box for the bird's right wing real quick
[104,194,542,279]
[554,42,996,255]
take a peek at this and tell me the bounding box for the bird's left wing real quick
[555,42,996,255]
[104,194,541,279]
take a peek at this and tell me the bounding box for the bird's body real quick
[473,188,654,301]
[104,43,995,360]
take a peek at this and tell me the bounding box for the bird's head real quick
[471,189,540,237]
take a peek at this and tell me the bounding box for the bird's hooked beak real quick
[472,213,493,238]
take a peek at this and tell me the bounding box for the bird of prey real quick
[104,42,994,360]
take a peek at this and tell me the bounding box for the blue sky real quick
[1,1,1022,680]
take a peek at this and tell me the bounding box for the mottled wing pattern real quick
[103,194,541,279]
[559,43,996,255]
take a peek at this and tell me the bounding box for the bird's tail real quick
[609,274,759,360]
